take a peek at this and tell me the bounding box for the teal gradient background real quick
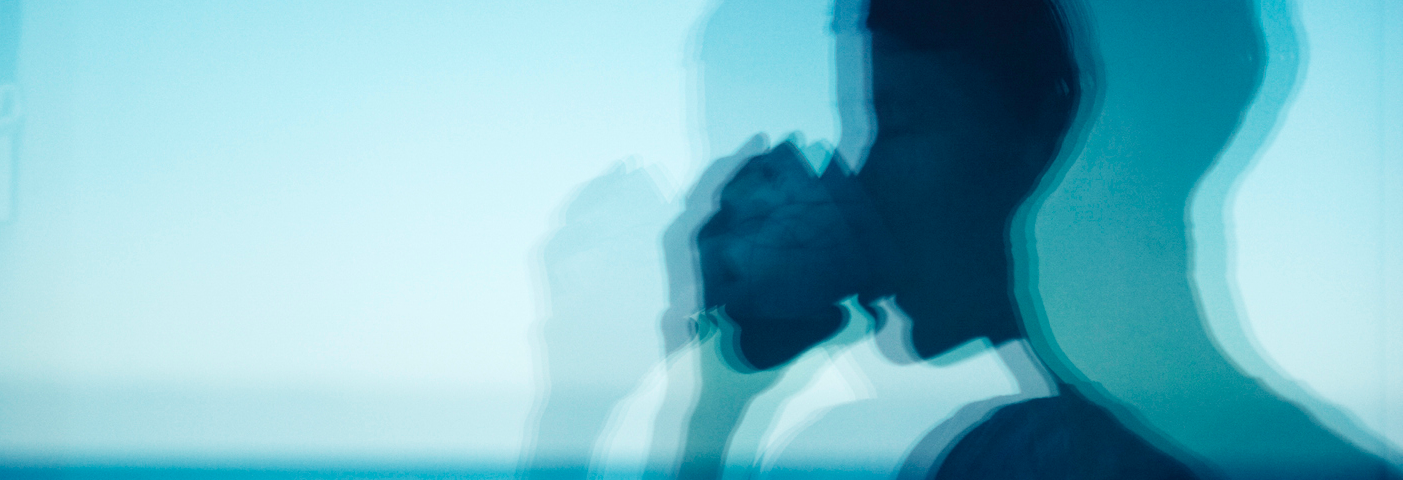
[0,0,1399,473]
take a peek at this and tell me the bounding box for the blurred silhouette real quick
[662,0,1108,477]
[648,134,771,480]
[520,163,676,480]
[672,1,1197,478]
[667,0,1402,479]
[1020,0,1403,478]
[523,0,1403,479]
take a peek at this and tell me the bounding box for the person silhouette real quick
[675,0,1199,478]
[663,0,1403,478]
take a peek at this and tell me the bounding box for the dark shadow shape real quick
[858,0,1082,360]
[697,141,891,371]
[1011,0,1403,479]
[934,385,1197,480]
